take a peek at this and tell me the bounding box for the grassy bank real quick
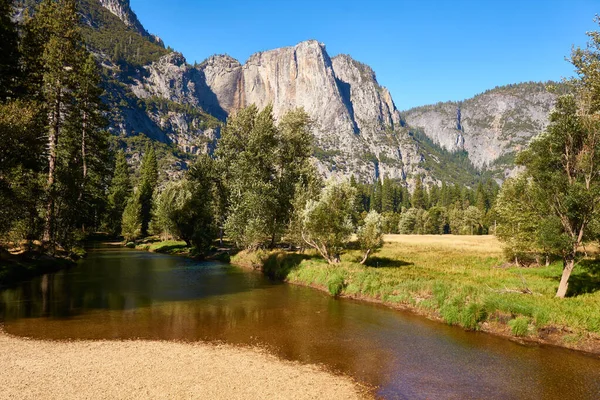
[135,239,190,255]
[134,238,231,262]
[232,235,600,353]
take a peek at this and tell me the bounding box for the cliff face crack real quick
[335,77,360,135]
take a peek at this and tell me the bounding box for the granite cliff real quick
[402,83,558,176]
[131,41,441,183]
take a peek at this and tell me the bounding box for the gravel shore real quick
[0,332,366,399]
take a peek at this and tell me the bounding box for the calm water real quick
[1,246,599,399]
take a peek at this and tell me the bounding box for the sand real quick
[0,332,366,400]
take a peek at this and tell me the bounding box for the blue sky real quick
[130,0,598,110]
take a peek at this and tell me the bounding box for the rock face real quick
[131,41,435,183]
[402,83,557,169]
[132,41,557,184]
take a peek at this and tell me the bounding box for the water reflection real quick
[1,246,600,399]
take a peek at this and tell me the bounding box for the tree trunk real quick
[43,90,62,243]
[360,249,371,265]
[79,109,88,200]
[82,110,88,181]
[556,257,575,298]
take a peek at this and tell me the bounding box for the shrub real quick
[327,272,346,297]
[509,317,530,336]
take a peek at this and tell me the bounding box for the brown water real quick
[1,245,599,399]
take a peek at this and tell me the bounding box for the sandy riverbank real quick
[0,331,367,399]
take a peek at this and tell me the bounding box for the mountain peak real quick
[99,0,147,37]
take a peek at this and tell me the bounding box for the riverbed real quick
[1,245,599,399]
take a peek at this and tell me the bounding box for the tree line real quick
[351,176,499,236]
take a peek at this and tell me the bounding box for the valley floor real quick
[0,330,366,400]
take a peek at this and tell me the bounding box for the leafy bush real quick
[327,272,346,297]
[509,317,530,337]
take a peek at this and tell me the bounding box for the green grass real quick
[233,235,600,345]
[136,240,188,254]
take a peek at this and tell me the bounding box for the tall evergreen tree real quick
[401,186,411,210]
[412,176,426,209]
[23,0,84,243]
[371,180,383,212]
[381,177,396,213]
[138,144,158,237]
[106,151,132,236]
[0,0,20,100]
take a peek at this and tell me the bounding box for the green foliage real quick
[398,208,418,234]
[218,105,315,250]
[219,105,278,249]
[381,211,400,234]
[174,155,219,254]
[138,144,158,237]
[121,194,141,242]
[494,31,600,296]
[0,0,110,249]
[0,101,45,242]
[301,179,357,264]
[508,317,530,337]
[0,0,20,99]
[152,179,192,240]
[105,151,132,236]
[357,210,384,264]
[141,97,221,130]
[412,176,426,209]
[327,271,346,297]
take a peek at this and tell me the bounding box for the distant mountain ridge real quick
[402,82,559,176]
[13,0,560,186]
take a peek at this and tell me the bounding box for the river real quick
[1,245,599,399]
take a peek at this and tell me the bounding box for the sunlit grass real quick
[136,240,188,254]
[236,235,600,344]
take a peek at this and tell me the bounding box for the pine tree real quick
[440,182,450,207]
[412,176,426,209]
[371,180,382,212]
[429,184,440,208]
[24,0,84,243]
[381,177,396,213]
[0,0,20,100]
[106,151,132,236]
[138,144,158,237]
[121,194,141,242]
[62,52,110,233]
[73,54,107,196]
[401,186,411,210]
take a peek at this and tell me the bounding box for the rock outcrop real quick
[402,83,557,170]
